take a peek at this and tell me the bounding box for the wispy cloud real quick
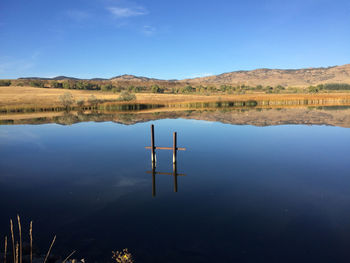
[0,52,41,78]
[187,72,214,79]
[0,129,45,149]
[65,10,91,22]
[107,5,148,18]
[142,25,156,36]
[0,57,35,76]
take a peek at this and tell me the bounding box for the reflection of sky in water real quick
[1,120,350,263]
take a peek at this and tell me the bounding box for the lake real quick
[1,105,350,263]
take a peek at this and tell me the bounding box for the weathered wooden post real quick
[173,132,177,164]
[173,163,178,193]
[152,162,156,197]
[146,160,185,196]
[151,124,156,165]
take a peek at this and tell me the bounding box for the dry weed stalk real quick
[5,217,63,263]
[43,235,56,263]
[10,220,15,263]
[4,236,7,263]
[16,215,22,263]
[15,243,18,263]
[62,250,76,263]
[29,221,32,263]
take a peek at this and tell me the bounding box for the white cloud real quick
[107,6,148,18]
[187,73,214,79]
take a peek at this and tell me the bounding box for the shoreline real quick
[1,86,350,110]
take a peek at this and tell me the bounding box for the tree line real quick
[3,79,350,94]
[308,83,350,93]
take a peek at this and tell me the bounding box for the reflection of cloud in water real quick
[0,129,46,149]
[184,119,215,125]
[115,177,147,187]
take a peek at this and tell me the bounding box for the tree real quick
[51,81,62,89]
[101,84,113,92]
[276,85,285,90]
[151,85,164,93]
[59,92,75,109]
[308,86,319,93]
[0,80,11,86]
[62,82,71,89]
[180,85,194,93]
[29,80,44,88]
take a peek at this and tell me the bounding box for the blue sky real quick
[0,0,349,79]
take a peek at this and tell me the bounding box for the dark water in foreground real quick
[1,110,350,263]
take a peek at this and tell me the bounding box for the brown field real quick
[1,86,350,110]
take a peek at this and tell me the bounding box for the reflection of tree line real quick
[2,105,350,127]
[0,102,165,114]
[3,97,350,115]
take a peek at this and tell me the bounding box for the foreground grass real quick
[1,216,134,263]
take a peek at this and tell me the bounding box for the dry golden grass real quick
[0,86,120,107]
[112,249,133,263]
[1,86,350,109]
[3,216,64,263]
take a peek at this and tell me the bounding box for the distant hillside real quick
[15,64,350,87]
[110,74,169,82]
[183,64,350,87]
[18,76,102,81]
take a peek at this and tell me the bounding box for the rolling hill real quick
[15,64,350,87]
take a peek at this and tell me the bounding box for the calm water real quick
[1,112,350,263]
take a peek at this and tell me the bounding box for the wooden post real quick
[152,162,156,197]
[173,132,177,164]
[151,124,156,165]
[173,163,178,193]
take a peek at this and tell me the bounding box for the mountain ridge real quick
[15,63,350,87]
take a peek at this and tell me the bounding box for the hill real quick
[183,64,350,87]
[13,64,350,88]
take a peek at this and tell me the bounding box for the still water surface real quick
[1,114,350,263]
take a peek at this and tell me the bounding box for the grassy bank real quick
[1,86,350,113]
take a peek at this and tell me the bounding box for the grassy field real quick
[1,86,350,109]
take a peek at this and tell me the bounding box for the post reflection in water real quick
[146,161,186,197]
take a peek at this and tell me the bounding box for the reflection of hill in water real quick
[2,106,350,128]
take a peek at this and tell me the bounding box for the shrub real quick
[59,92,75,109]
[29,80,44,88]
[101,84,114,92]
[0,80,11,86]
[320,83,350,90]
[112,249,134,263]
[112,87,121,93]
[180,85,195,93]
[151,85,164,93]
[308,86,319,93]
[118,91,136,101]
[51,81,63,89]
[76,98,85,107]
[88,95,98,106]
[132,86,142,93]
[62,82,71,89]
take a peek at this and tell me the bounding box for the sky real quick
[0,0,349,80]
